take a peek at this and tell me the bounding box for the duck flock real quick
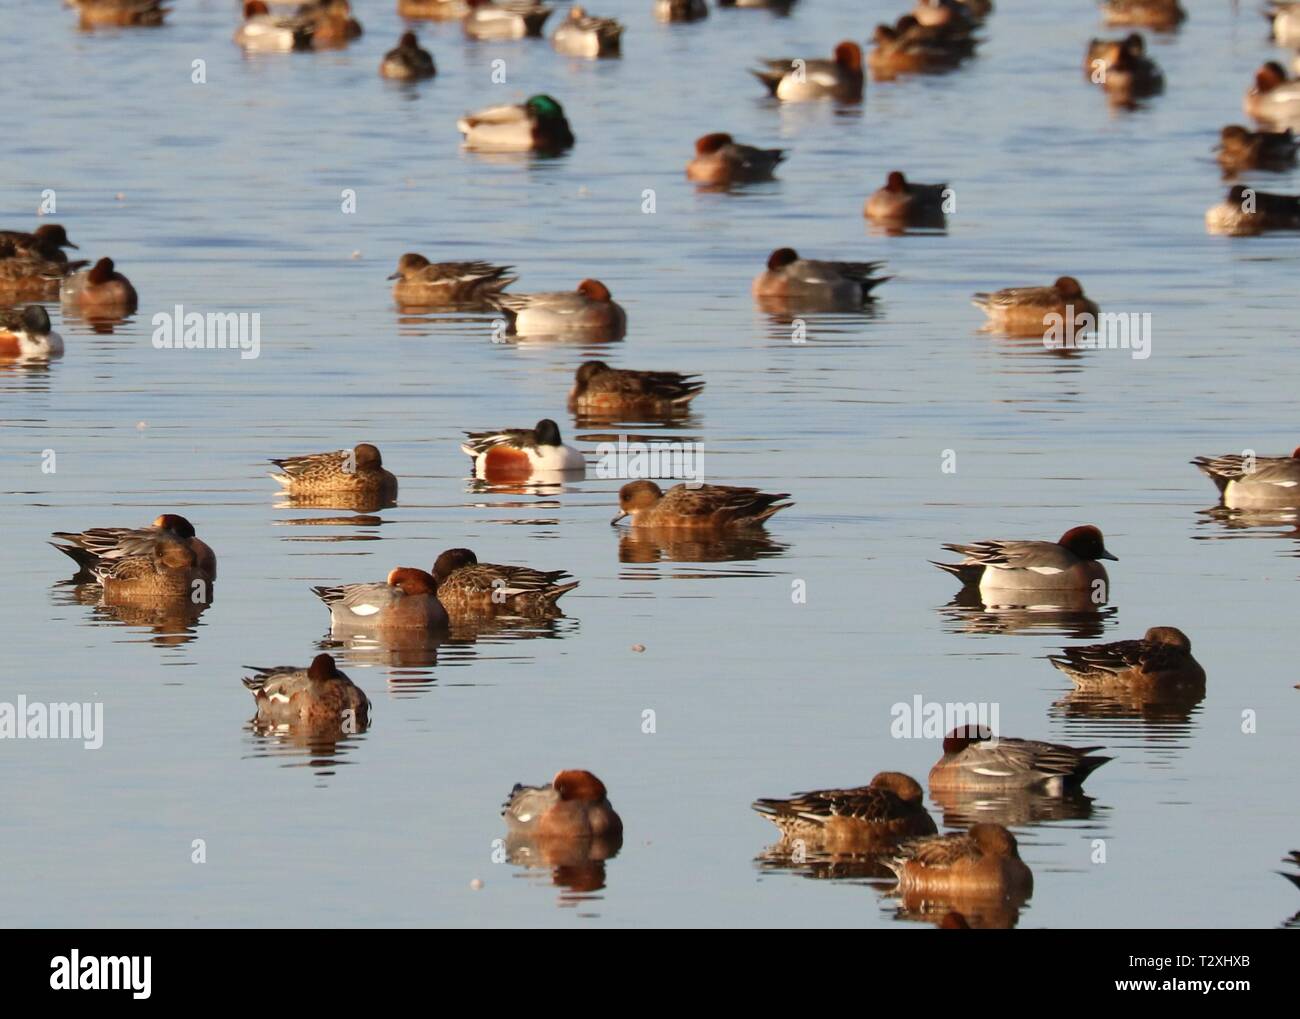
[6,0,1300,928]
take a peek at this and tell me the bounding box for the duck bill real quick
[66,242,79,249]
[609,509,628,526]
[1098,550,1118,561]
[386,271,402,280]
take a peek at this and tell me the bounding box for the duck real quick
[301,0,363,48]
[71,0,170,28]
[751,771,937,850]
[503,770,622,841]
[1193,447,1300,507]
[51,513,217,581]
[242,653,370,728]
[1086,33,1163,102]
[457,94,574,153]
[1205,184,1300,236]
[552,7,623,57]
[868,16,973,77]
[463,0,553,39]
[933,525,1117,596]
[567,361,704,416]
[929,727,1112,793]
[0,225,79,263]
[972,276,1098,335]
[494,279,625,337]
[1101,0,1185,30]
[751,41,864,102]
[911,0,974,30]
[686,133,785,186]
[883,823,1033,897]
[381,31,436,79]
[312,567,448,629]
[653,0,707,20]
[234,0,311,51]
[60,258,138,317]
[611,481,792,529]
[1216,125,1298,174]
[269,443,398,500]
[0,306,63,360]
[388,255,515,306]
[0,247,88,299]
[93,539,204,602]
[864,171,949,227]
[1246,62,1300,125]
[461,419,585,479]
[1048,626,1205,690]
[751,248,890,305]
[432,548,578,614]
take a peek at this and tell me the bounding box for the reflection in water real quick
[885,886,1031,930]
[1193,505,1300,551]
[320,627,446,675]
[755,844,893,881]
[1281,852,1300,929]
[616,527,790,566]
[938,590,1118,639]
[52,580,210,646]
[504,830,622,906]
[243,719,368,778]
[930,786,1100,828]
[273,489,396,514]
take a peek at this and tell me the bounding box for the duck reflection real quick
[53,579,211,646]
[1193,505,1300,548]
[886,888,1031,929]
[930,786,1099,828]
[756,845,895,881]
[319,627,446,672]
[241,654,371,773]
[616,527,790,565]
[938,589,1118,639]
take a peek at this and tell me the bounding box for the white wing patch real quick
[1028,566,1064,575]
[349,603,381,617]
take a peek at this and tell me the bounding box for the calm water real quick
[1,0,1297,928]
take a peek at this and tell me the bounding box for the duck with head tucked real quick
[458,94,574,153]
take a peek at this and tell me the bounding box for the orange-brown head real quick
[968,823,1019,859]
[576,279,612,302]
[153,514,196,539]
[766,247,799,271]
[694,132,733,155]
[942,724,993,754]
[870,771,925,802]
[1053,276,1085,299]
[552,769,609,802]
[87,258,116,286]
[1143,626,1190,651]
[308,653,343,681]
[353,443,382,469]
[1255,61,1288,94]
[386,567,438,595]
[834,41,863,72]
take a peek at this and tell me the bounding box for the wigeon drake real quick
[1193,447,1300,507]
[751,41,864,102]
[60,258,138,316]
[457,94,574,153]
[1245,62,1300,125]
[751,771,937,850]
[381,31,436,79]
[929,727,1112,793]
[1101,0,1185,30]
[461,419,585,479]
[933,525,1117,596]
[93,539,204,602]
[234,1,310,51]
[1216,125,1298,174]
[884,824,1032,897]
[463,0,553,39]
[0,307,63,360]
[612,481,792,529]
[752,248,890,305]
[503,770,622,841]
[552,7,623,58]
[52,514,217,581]
[243,654,370,728]
[0,225,78,263]
[1048,626,1205,691]
[654,0,707,20]
[71,0,170,28]
[432,548,579,614]
[1205,184,1300,236]
[388,255,515,306]
[864,171,948,227]
[568,361,704,416]
[972,276,1098,336]
[494,280,625,337]
[686,133,786,186]
[397,0,468,19]
[312,567,448,630]
[269,443,398,500]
